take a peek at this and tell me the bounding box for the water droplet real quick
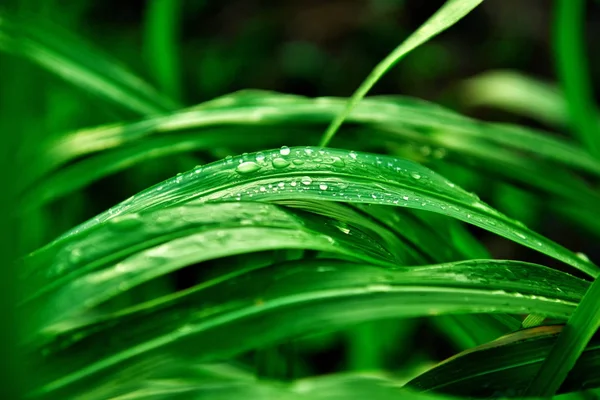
[280,146,291,156]
[292,159,305,165]
[304,148,314,156]
[236,161,261,174]
[576,252,590,262]
[290,180,297,187]
[256,152,266,163]
[331,157,345,167]
[411,172,421,180]
[260,186,266,192]
[278,182,285,188]
[402,195,409,201]
[301,176,312,185]
[319,183,328,190]
[337,182,349,189]
[272,157,290,169]
[349,151,357,160]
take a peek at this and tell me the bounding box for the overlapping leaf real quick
[25,92,600,217]
[0,11,177,116]
[407,325,600,397]
[44,147,598,277]
[28,258,587,397]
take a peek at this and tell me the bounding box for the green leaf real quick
[318,0,484,146]
[406,325,600,396]
[27,92,600,215]
[143,0,182,100]
[22,202,400,334]
[553,0,600,157]
[49,147,599,277]
[28,259,585,396]
[460,70,568,127]
[0,11,177,116]
[525,278,600,396]
[70,370,478,400]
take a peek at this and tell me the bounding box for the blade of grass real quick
[143,0,182,101]
[318,0,483,146]
[28,259,584,396]
[553,0,600,157]
[28,92,600,215]
[42,92,600,177]
[84,371,476,400]
[0,11,178,115]
[407,324,600,396]
[22,203,403,334]
[47,147,598,277]
[525,278,600,396]
[460,70,569,127]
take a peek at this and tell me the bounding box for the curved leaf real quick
[47,147,598,277]
[29,259,584,396]
[319,0,483,145]
[0,12,177,116]
[406,325,600,396]
[28,92,600,217]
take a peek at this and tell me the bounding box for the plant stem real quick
[554,0,600,157]
[144,0,183,101]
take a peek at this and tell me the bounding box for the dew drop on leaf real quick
[272,157,290,169]
[331,156,345,167]
[319,183,328,190]
[301,176,312,185]
[236,161,261,174]
[280,146,291,156]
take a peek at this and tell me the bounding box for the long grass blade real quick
[0,11,178,115]
[460,70,568,127]
[143,0,182,100]
[28,259,584,396]
[46,147,598,277]
[525,278,600,396]
[318,0,483,146]
[407,325,600,396]
[553,0,600,157]
[28,92,600,214]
